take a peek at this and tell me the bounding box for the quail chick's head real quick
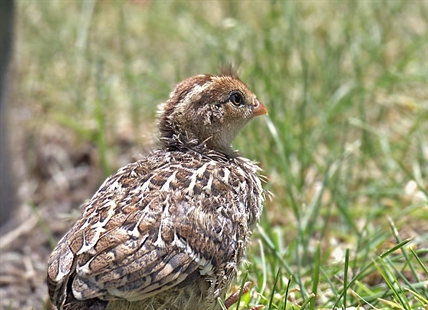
[158,74,267,154]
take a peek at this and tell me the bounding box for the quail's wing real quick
[47,157,238,305]
[69,208,202,302]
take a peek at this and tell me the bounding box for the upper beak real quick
[252,99,268,117]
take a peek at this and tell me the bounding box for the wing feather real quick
[47,151,262,308]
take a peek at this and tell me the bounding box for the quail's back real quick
[47,73,268,310]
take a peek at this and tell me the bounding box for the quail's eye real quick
[230,93,243,106]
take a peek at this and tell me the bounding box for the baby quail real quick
[47,72,268,310]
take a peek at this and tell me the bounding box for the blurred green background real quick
[2,0,427,309]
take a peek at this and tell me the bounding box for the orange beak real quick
[252,99,268,117]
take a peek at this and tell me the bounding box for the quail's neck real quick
[159,130,237,158]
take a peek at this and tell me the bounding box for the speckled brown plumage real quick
[47,73,268,310]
